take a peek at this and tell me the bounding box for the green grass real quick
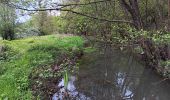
[0,35,84,99]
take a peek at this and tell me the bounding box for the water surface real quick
[53,45,170,100]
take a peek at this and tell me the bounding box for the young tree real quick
[32,0,55,35]
[0,1,16,40]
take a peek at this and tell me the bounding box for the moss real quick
[0,35,84,99]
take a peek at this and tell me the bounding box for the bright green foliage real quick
[0,35,84,99]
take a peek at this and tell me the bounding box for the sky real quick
[16,14,31,23]
[16,11,61,23]
[16,0,61,23]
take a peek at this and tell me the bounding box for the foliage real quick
[58,0,121,36]
[0,35,84,99]
[111,25,170,46]
[15,27,41,39]
[160,60,170,77]
[0,1,17,40]
[160,60,170,68]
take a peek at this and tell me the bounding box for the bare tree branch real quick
[3,0,134,24]
[57,0,112,8]
[61,9,133,24]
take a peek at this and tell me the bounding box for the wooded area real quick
[0,0,170,99]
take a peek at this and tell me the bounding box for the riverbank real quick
[113,30,170,79]
[52,42,170,100]
[0,35,84,99]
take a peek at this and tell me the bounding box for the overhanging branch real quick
[62,9,133,24]
[57,0,112,8]
[4,1,134,25]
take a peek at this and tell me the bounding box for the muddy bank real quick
[30,51,83,99]
[124,37,170,79]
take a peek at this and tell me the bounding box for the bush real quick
[15,28,41,39]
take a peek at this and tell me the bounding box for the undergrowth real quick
[0,35,84,99]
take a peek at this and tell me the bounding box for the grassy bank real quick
[0,35,84,99]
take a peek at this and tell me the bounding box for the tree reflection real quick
[75,44,170,100]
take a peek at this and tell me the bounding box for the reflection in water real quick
[53,44,170,100]
[53,76,91,100]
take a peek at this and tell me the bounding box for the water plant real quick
[63,70,69,89]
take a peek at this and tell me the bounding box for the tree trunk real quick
[145,0,148,28]
[120,0,143,30]
[168,0,170,31]
[168,0,170,59]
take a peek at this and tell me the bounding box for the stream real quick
[53,44,170,100]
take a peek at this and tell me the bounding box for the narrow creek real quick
[53,44,170,100]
